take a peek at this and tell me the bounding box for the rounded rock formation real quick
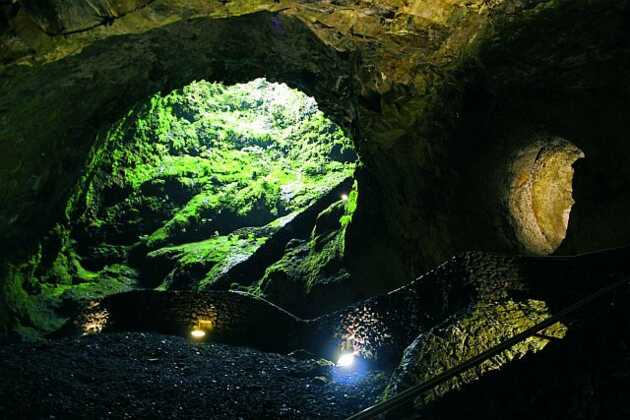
[507,137,584,255]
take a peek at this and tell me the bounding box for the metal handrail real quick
[346,276,630,420]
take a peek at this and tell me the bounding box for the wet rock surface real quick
[0,332,389,419]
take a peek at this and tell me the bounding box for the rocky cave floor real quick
[0,332,388,420]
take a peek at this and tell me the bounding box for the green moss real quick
[0,222,140,338]
[71,78,355,251]
[247,175,360,315]
[41,264,137,302]
[65,77,357,299]
[252,210,350,315]
[0,261,70,339]
[37,224,98,286]
[0,263,34,336]
[340,181,359,227]
[147,227,271,290]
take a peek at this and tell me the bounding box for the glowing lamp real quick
[190,329,206,339]
[190,319,213,339]
[341,193,349,201]
[337,352,355,368]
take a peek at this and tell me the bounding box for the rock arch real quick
[0,12,355,255]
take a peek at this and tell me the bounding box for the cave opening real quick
[45,78,361,326]
[1,11,409,347]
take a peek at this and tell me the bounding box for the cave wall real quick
[2,0,630,335]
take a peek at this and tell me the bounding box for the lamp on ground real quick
[190,319,213,340]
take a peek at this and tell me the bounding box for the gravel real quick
[0,332,389,419]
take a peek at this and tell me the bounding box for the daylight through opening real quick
[60,79,357,315]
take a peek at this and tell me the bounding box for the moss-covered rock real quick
[0,240,138,340]
[145,227,271,291]
[253,182,360,317]
[0,76,357,337]
[383,299,567,409]
[71,79,355,252]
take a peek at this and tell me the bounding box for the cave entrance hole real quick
[2,12,375,337]
[68,78,358,310]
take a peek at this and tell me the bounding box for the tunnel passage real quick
[507,138,584,255]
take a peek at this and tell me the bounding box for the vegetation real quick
[3,78,358,335]
[76,78,355,249]
[252,182,361,316]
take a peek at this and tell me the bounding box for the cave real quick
[1,1,630,419]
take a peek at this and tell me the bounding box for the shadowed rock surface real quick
[403,287,630,419]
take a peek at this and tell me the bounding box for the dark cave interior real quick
[1,1,630,419]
